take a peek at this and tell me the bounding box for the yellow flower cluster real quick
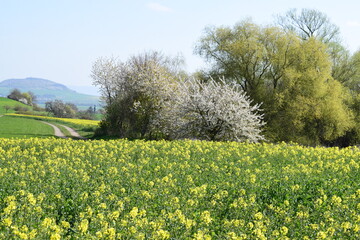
[0,138,360,238]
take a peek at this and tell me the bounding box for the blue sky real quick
[1,0,360,95]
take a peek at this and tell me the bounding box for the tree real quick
[13,105,29,112]
[162,78,265,142]
[21,92,33,106]
[333,49,360,90]
[276,9,360,85]
[195,21,265,101]
[7,89,37,106]
[7,89,23,102]
[78,106,97,120]
[195,20,300,104]
[92,51,184,139]
[276,8,340,43]
[196,20,353,145]
[276,9,360,90]
[28,91,37,105]
[3,105,11,113]
[91,57,126,106]
[267,38,353,145]
[45,100,78,118]
[335,51,360,146]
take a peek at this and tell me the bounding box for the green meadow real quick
[0,115,54,138]
[0,97,30,114]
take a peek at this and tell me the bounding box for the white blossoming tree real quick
[91,51,184,138]
[162,78,265,142]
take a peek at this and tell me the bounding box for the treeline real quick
[92,9,360,146]
[92,52,264,142]
[5,89,99,120]
[45,100,98,120]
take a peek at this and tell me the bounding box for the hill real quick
[0,97,31,114]
[0,78,100,107]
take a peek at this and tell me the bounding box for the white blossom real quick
[161,78,265,142]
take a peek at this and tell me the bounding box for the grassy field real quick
[0,139,359,239]
[0,114,97,139]
[5,113,100,138]
[0,97,30,114]
[0,115,54,138]
[0,97,99,139]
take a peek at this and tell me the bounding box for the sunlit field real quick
[0,138,359,239]
[0,115,53,138]
[0,97,29,114]
[4,114,99,138]
[6,113,99,128]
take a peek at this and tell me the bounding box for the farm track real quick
[58,124,86,139]
[40,121,66,138]
[40,121,85,139]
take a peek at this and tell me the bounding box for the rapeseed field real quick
[0,138,359,239]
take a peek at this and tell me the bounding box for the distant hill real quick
[0,78,100,107]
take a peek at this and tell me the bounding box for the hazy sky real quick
[1,0,360,95]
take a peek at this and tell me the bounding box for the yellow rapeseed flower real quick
[50,233,61,240]
[129,207,139,218]
[200,211,212,225]
[78,219,89,233]
[316,231,327,239]
[280,226,288,235]
[153,229,170,240]
[254,212,263,220]
[2,217,12,227]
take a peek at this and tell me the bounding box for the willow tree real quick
[196,20,353,145]
[195,20,301,105]
[195,21,268,102]
[269,38,354,145]
[275,8,360,145]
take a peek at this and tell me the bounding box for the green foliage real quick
[45,100,78,118]
[267,38,354,145]
[328,43,360,86]
[7,89,23,102]
[196,20,268,101]
[196,20,354,145]
[346,51,360,91]
[7,89,35,106]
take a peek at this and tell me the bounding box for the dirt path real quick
[40,121,86,139]
[41,121,66,138]
[58,124,86,139]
